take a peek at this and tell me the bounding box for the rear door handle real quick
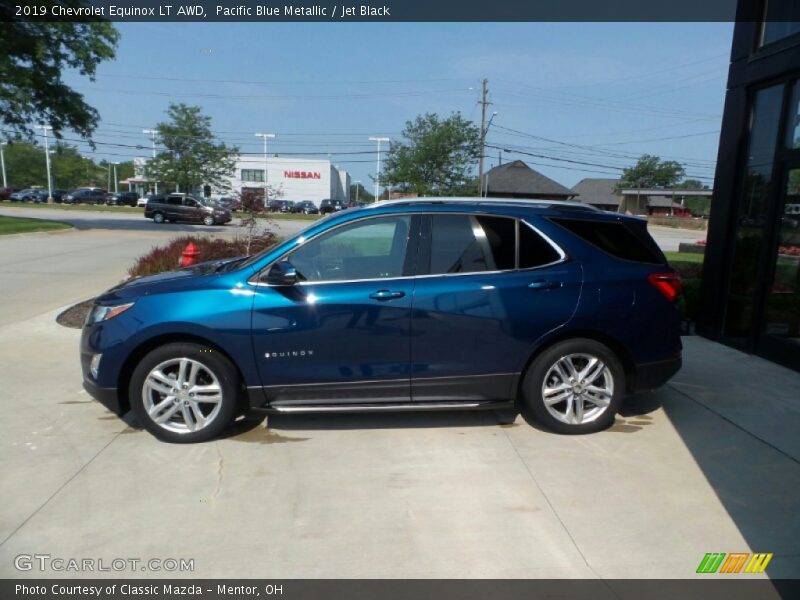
[369,290,405,300]
[528,280,562,290]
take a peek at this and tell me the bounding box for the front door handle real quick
[528,280,562,291]
[369,290,405,300]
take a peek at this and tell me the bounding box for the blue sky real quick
[63,21,734,189]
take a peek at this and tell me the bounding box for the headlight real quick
[86,302,135,325]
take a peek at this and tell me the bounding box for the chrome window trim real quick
[248,211,567,287]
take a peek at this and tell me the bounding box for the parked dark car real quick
[267,200,295,213]
[290,200,320,215]
[10,188,43,202]
[81,198,683,443]
[320,198,346,214]
[106,191,140,206]
[0,187,20,200]
[62,188,107,205]
[144,193,232,226]
[212,197,241,212]
[28,189,68,203]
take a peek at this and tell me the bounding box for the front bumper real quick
[631,355,682,392]
[83,377,124,415]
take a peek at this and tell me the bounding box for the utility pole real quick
[142,129,158,194]
[368,137,389,201]
[0,140,7,188]
[355,180,360,203]
[36,124,53,202]
[477,78,492,198]
[255,133,275,208]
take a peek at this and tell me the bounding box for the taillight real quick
[648,271,682,302]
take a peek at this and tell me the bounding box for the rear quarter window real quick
[551,218,664,264]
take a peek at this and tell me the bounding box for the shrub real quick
[128,234,278,278]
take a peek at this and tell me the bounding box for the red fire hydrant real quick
[180,241,200,267]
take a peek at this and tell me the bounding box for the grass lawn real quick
[0,201,323,220]
[0,215,72,235]
[1,201,143,214]
[664,251,705,265]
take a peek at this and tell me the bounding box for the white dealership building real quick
[220,155,350,205]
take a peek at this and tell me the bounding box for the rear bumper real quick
[83,378,124,415]
[631,355,682,392]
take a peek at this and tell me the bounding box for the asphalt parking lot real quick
[0,207,797,581]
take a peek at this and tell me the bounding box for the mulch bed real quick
[56,298,95,329]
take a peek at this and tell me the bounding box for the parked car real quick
[144,193,232,226]
[267,199,295,213]
[319,198,346,214]
[81,198,683,443]
[106,191,140,206]
[212,197,241,212]
[62,188,107,205]
[29,189,68,203]
[290,200,319,215]
[9,188,43,202]
[0,187,20,200]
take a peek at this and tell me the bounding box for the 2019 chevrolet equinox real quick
[81,198,682,442]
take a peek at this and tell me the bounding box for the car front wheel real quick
[129,342,240,443]
[522,338,624,434]
[203,215,215,226]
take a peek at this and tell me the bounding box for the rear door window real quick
[551,218,665,264]
[427,214,516,274]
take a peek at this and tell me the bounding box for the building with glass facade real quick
[698,0,800,371]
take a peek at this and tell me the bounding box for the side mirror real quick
[264,261,298,286]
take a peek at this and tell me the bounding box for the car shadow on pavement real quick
[259,409,511,432]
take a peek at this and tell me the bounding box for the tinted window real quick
[428,214,515,274]
[167,197,183,206]
[288,216,411,282]
[519,221,561,268]
[551,218,663,264]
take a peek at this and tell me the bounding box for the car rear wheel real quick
[152,212,165,224]
[522,338,624,434]
[129,342,240,443]
[203,215,215,226]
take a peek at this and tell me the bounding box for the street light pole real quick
[36,124,53,202]
[0,140,7,189]
[111,162,120,193]
[255,133,275,208]
[142,129,158,194]
[368,137,389,201]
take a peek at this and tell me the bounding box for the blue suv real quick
[80,199,682,442]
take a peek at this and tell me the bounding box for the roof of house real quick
[485,160,575,198]
[571,178,621,206]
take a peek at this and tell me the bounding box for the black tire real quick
[129,342,240,443]
[522,338,624,434]
[203,215,215,226]
[152,212,165,224]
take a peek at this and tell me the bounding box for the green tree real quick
[675,178,711,216]
[381,112,480,196]
[149,104,238,193]
[349,182,374,203]
[0,11,118,140]
[2,141,47,188]
[619,155,686,190]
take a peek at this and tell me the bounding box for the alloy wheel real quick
[142,358,224,434]
[541,353,614,425]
